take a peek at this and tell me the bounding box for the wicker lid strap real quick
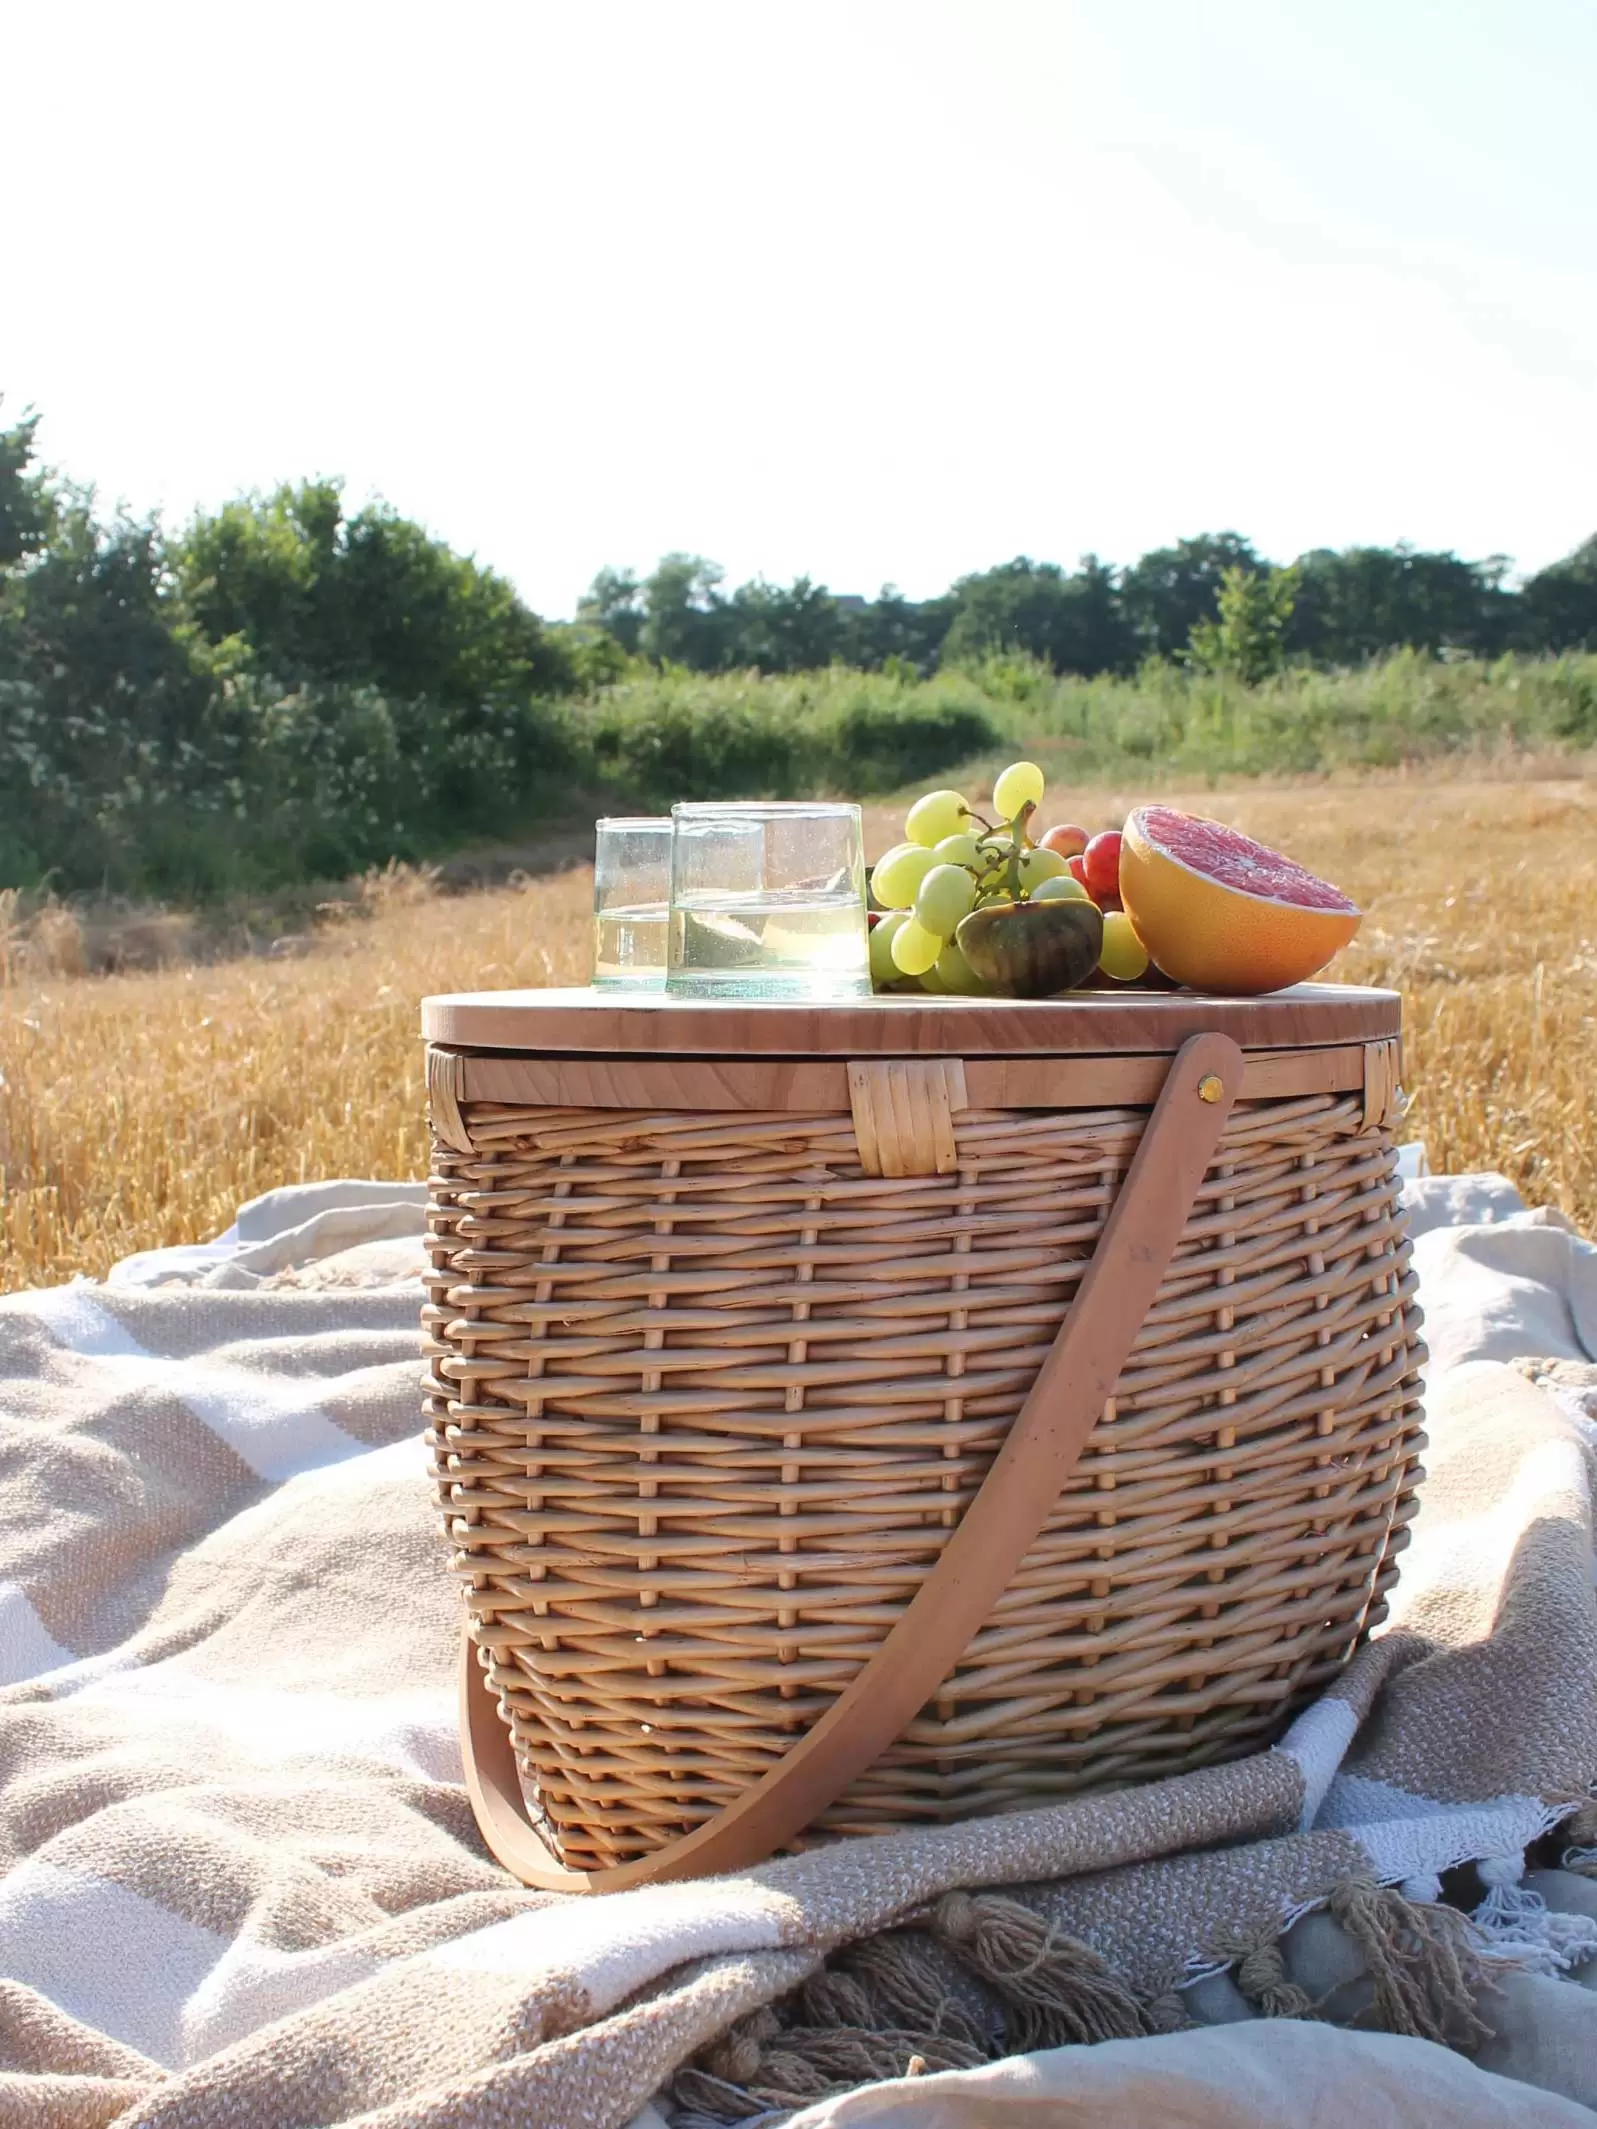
[460,1030,1247,1894]
[846,1058,968,1176]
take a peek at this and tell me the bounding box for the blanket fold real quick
[0,1172,1593,2128]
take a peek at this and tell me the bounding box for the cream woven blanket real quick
[1,1174,1595,2129]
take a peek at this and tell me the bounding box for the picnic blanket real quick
[0,1170,1594,2128]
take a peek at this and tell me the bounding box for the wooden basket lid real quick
[421,983,1400,1057]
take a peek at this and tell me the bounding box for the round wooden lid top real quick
[422,983,1401,1057]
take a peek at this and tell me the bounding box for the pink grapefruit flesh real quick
[1118,805,1361,995]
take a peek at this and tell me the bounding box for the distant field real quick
[1,771,1594,1293]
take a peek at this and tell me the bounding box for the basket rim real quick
[420,981,1401,1058]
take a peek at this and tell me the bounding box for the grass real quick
[964,646,1597,780]
[1,769,1594,1294]
[10,649,1597,900]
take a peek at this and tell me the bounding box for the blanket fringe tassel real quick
[1471,1850,1597,1973]
[669,1879,1494,2125]
[1326,1880,1492,2047]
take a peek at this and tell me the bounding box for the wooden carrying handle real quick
[460,1031,1246,1893]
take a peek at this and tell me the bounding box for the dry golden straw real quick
[1,775,1594,1296]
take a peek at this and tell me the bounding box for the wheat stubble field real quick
[1,773,1593,1296]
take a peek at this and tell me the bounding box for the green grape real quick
[934,938,984,994]
[918,955,947,993]
[868,911,907,986]
[871,842,937,910]
[1031,874,1090,904]
[914,863,978,937]
[890,916,943,978]
[992,760,1045,820]
[1099,910,1151,982]
[905,788,972,848]
[1017,846,1071,893]
[932,832,982,868]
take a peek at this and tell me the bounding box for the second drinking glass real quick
[667,801,871,999]
[591,817,672,987]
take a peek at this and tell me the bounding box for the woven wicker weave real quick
[423,995,1424,1880]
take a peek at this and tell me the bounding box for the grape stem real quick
[959,803,1038,902]
[1000,835,1025,902]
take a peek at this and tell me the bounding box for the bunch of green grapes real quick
[868,762,1151,994]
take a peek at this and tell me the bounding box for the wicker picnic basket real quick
[422,984,1424,1893]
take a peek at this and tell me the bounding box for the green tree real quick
[1,494,221,885]
[577,566,646,653]
[940,555,1133,675]
[1519,535,1597,652]
[835,586,955,673]
[179,482,575,705]
[588,562,848,672]
[335,503,574,709]
[1121,532,1261,658]
[724,575,842,672]
[179,479,339,674]
[2,496,212,752]
[0,403,54,568]
[640,553,732,668]
[1187,563,1300,684]
[1288,544,1513,663]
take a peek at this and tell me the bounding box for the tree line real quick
[4,394,1597,895]
[581,532,1597,679]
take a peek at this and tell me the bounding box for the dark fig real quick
[955,897,1104,997]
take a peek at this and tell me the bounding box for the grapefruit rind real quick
[1119,807,1361,997]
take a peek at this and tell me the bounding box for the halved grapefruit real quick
[1119,806,1360,996]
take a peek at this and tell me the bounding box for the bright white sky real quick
[6,0,1595,615]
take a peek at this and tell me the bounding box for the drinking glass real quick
[667,801,870,999]
[591,817,672,987]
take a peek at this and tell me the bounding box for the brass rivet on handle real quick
[1197,1074,1224,1103]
